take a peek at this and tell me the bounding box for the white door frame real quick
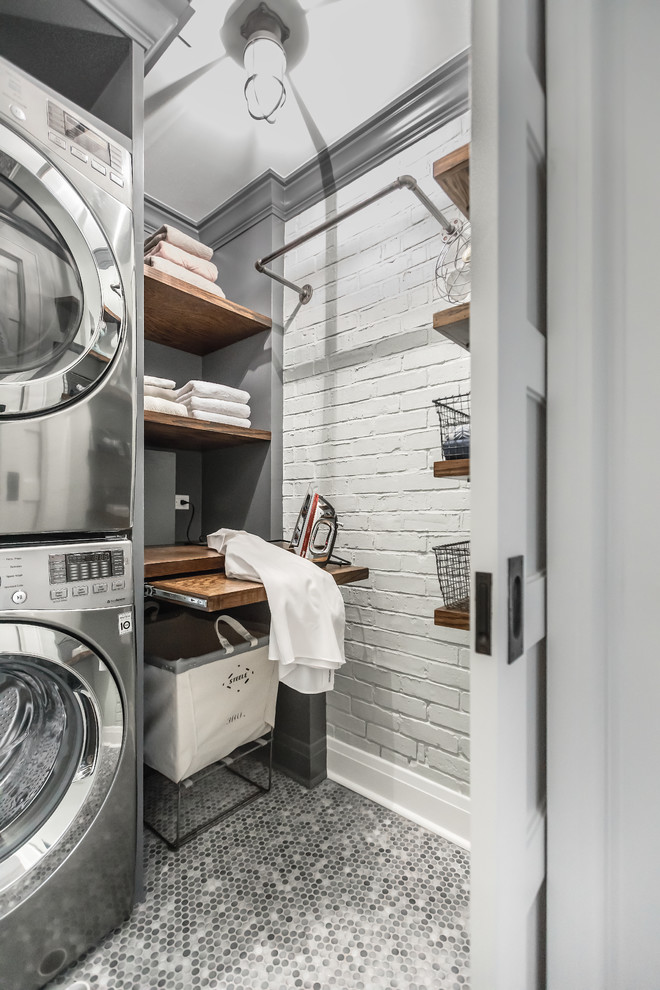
[547,0,660,985]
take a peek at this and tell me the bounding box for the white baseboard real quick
[327,737,471,850]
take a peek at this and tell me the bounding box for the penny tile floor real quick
[52,766,470,990]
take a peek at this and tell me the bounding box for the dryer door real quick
[0,120,125,416]
[0,622,123,893]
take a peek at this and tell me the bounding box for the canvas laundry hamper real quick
[143,611,278,784]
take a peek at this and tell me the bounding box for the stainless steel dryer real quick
[0,57,135,538]
[0,538,136,990]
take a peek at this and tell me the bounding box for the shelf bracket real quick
[255,175,456,305]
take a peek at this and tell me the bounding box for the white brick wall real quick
[282,114,471,796]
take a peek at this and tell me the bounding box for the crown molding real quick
[145,49,470,249]
[143,193,199,237]
[282,48,469,221]
[198,170,287,250]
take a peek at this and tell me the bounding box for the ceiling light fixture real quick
[240,2,290,123]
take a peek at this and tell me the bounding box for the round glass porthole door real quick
[0,629,123,893]
[0,177,84,375]
[0,659,85,860]
[0,120,125,416]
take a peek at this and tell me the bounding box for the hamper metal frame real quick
[145,732,273,850]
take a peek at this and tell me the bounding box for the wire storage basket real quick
[433,392,470,461]
[433,541,470,613]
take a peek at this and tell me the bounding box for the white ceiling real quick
[144,0,470,223]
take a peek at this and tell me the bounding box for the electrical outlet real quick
[175,494,190,511]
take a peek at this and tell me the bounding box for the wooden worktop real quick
[145,561,370,612]
[144,545,224,579]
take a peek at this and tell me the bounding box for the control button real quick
[48,131,66,149]
[93,582,108,593]
[50,589,69,601]
[11,589,27,604]
[70,146,88,163]
[109,171,124,187]
[111,580,125,591]
[91,159,106,175]
[9,104,26,121]
[72,585,88,597]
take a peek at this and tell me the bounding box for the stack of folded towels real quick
[144,224,226,299]
[175,380,251,428]
[144,376,189,417]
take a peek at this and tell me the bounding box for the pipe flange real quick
[300,284,313,305]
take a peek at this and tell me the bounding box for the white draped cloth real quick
[206,529,345,694]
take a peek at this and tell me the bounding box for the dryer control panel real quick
[0,55,132,208]
[0,539,133,611]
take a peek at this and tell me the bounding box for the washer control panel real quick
[0,56,131,208]
[0,539,132,611]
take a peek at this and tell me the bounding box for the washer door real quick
[0,623,123,893]
[0,120,125,416]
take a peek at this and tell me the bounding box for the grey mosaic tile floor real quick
[52,768,470,990]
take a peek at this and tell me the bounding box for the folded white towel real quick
[144,395,188,417]
[146,257,226,299]
[206,530,345,694]
[190,410,250,428]
[145,385,179,401]
[179,395,251,419]
[144,375,175,389]
[145,241,218,282]
[176,380,250,405]
[144,225,214,261]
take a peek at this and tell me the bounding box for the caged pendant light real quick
[240,2,290,123]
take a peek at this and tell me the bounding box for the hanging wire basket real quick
[435,218,471,304]
[433,541,470,613]
[433,392,470,460]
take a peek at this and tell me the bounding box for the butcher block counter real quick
[144,544,369,612]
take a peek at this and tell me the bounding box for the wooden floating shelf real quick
[146,562,370,613]
[144,411,271,451]
[433,144,470,218]
[433,303,470,351]
[434,607,470,631]
[144,266,271,355]
[433,458,470,479]
[144,545,225,580]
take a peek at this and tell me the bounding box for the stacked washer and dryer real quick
[0,56,137,990]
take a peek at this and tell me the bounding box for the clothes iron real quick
[288,488,339,567]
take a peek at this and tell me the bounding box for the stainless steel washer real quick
[0,56,135,538]
[0,539,136,990]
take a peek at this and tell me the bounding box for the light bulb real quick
[243,31,286,122]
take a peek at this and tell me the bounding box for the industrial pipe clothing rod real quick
[255,175,456,304]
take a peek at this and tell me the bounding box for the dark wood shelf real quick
[144,545,225,580]
[144,265,271,355]
[146,562,370,612]
[144,410,271,451]
[433,144,469,218]
[434,607,470,630]
[433,303,470,350]
[433,458,470,478]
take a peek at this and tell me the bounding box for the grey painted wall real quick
[143,340,203,544]
[200,215,283,541]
